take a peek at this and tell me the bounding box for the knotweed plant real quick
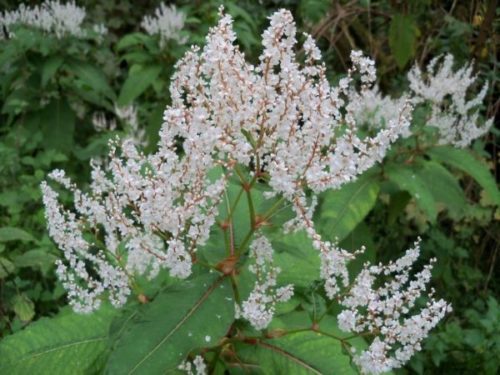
[41,8,458,374]
[0,0,106,40]
[351,54,492,148]
[141,3,187,47]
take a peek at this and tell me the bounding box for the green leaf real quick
[225,3,257,30]
[427,146,500,206]
[12,294,35,322]
[145,102,167,153]
[273,231,320,288]
[416,160,468,218]
[298,0,330,23]
[389,14,419,69]
[340,223,376,279]
[316,172,380,242]
[73,134,114,161]
[40,99,75,152]
[67,61,116,100]
[14,249,58,272]
[235,312,364,374]
[0,227,36,243]
[258,195,295,234]
[122,51,154,65]
[0,305,117,375]
[117,65,162,106]
[0,257,15,278]
[387,191,412,224]
[116,33,150,51]
[41,56,64,87]
[386,165,437,222]
[106,273,234,374]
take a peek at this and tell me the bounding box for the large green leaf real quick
[0,257,15,278]
[12,294,35,322]
[0,305,117,375]
[386,165,437,222]
[340,223,376,279]
[106,273,234,374]
[316,172,380,242]
[298,0,330,23]
[67,61,116,100]
[116,33,150,51]
[198,175,249,265]
[416,160,468,218]
[117,65,162,106]
[14,248,58,273]
[234,312,363,374]
[41,56,64,87]
[40,99,75,152]
[0,227,37,243]
[389,14,419,69]
[273,231,320,288]
[427,146,500,206]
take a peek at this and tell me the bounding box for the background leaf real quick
[41,56,64,87]
[12,294,35,322]
[40,99,75,153]
[427,146,500,206]
[0,227,36,243]
[389,14,419,69]
[117,65,162,106]
[386,165,437,223]
[67,61,116,100]
[416,160,468,218]
[0,257,15,278]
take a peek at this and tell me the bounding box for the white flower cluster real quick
[42,6,409,312]
[141,3,187,47]
[408,54,492,147]
[337,239,452,374]
[178,355,207,375]
[350,86,412,139]
[351,54,492,147]
[41,171,130,313]
[92,105,147,148]
[41,127,227,311]
[92,112,117,133]
[41,10,449,369]
[169,8,409,304]
[0,1,106,40]
[241,236,294,330]
[114,104,147,148]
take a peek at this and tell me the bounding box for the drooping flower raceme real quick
[41,8,450,374]
[337,239,451,374]
[0,1,106,40]
[141,3,187,46]
[241,235,293,330]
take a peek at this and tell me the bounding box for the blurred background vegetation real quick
[0,0,498,374]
